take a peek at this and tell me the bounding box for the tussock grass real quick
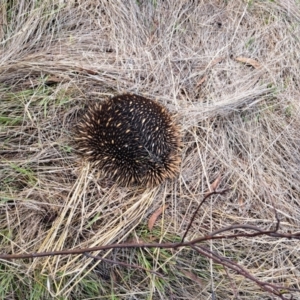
[1,0,300,299]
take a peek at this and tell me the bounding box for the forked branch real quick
[0,191,299,299]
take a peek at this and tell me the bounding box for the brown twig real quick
[191,245,295,300]
[0,225,299,260]
[0,192,299,298]
[181,188,230,242]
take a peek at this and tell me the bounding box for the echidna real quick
[75,93,181,187]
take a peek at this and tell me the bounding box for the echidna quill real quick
[75,94,182,187]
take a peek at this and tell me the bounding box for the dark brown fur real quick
[75,94,181,187]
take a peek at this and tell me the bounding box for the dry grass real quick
[1,0,300,299]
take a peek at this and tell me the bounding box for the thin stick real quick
[181,188,230,242]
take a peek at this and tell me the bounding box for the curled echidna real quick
[75,94,181,187]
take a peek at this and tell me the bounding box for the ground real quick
[0,1,300,299]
